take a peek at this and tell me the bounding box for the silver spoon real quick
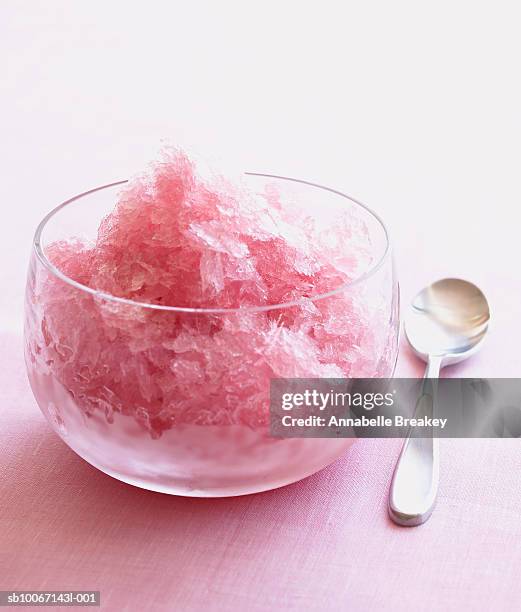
[388,278,491,526]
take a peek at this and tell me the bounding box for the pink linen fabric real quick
[1,329,521,611]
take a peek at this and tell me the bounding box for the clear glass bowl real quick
[24,174,399,496]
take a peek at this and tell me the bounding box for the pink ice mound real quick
[32,149,388,438]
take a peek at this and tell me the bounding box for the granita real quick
[24,148,398,495]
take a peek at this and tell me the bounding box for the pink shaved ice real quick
[26,148,395,441]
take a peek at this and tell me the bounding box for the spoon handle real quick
[388,356,441,526]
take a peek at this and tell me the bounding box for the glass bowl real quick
[24,173,399,496]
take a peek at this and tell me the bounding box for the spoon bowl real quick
[405,278,490,367]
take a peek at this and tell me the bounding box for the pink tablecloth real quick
[2,328,521,611]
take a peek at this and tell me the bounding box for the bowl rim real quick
[33,172,392,314]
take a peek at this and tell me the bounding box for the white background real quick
[2,1,520,359]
